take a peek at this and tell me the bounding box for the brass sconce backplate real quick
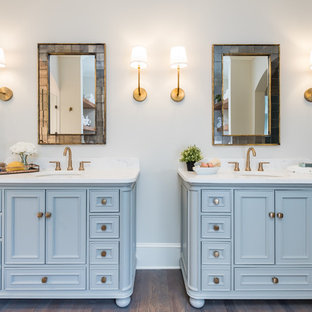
[304,88,312,102]
[133,88,147,102]
[171,88,185,102]
[0,87,13,101]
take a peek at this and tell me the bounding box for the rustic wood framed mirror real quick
[212,44,280,145]
[38,43,106,144]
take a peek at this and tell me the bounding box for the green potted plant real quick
[180,145,203,171]
[215,94,222,104]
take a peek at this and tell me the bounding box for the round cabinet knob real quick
[37,212,44,218]
[213,277,220,284]
[213,198,220,205]
[41,276,48,284]
[272,277,279,284]
[101,250,107,257]
[101,225,107,231]
[213,225,220,231]
[101,276,107,284]
[213,251,220,258]
[45,212,52,218]
[277,213,284,219]
[269,212,275,218]
[101,199,107,205]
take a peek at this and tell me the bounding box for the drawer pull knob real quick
[37,212,44,218]
[213,225,220,231]
[272,277,279,284]
[269,212,275,218]
[213,251,220,258]
[101,225,107,231]
[41,276,48,284]
[101,199,107,205]
[101,276,107,284]
[45,212,52,218]
[101,250,107,257]
[277,212,284,219]
[213,277,220,284]
[213,198,220,205]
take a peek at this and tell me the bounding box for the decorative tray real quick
[0,164,40,175]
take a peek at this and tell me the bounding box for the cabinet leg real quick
[116,297,131,308]
[189,297,205,309]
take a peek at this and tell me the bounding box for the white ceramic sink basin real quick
[237,171,285,178]
[36,171,83,178]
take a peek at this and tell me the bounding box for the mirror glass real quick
[212,44,280,145]
[49,55,96,135]
[38,43,106,145]
[222,55,270,136]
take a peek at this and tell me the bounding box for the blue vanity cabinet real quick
[234,190,275,265]
[5,190,45,264]
[179,176,312,309]
[275,191,312,264]
[46,190,86,264]
[0,182,137,307]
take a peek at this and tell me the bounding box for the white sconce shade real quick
[130,46,147,69]
[170,46,187,69]
[0,48,6,68]
[310,50,312,70]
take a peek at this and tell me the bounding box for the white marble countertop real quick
[178,168,312,184]
[0,168,140,184]
[0,157,140,184]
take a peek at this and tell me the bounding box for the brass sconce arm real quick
[0,87,13,101]
[131,46,147,102]
[0,48,13,101]
[304,51,312,102]
[133,65,147,102]
[304,88,312,102]
[171,65,185,102]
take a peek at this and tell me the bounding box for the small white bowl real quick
[193,166,219,175]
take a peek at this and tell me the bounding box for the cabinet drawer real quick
[202,242,231,265]
[90,242,119,265]
[4,267,86,290]
[202,267,231,291]
[90,267,119,290]
[201,216,231,239]
[90,216,119,239]
[202,190,231,213]
[235,268,312,291]
[90,190,119,213]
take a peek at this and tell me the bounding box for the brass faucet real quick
[245,147,256,171]
[63,147,73,171]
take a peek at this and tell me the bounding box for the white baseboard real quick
[136,243,181,269]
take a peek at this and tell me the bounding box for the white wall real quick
[1,0,312,268]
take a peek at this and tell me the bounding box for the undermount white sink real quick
[35,171,83,177]
[236,171,285,178]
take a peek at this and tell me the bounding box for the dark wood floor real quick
[0,270,311,311]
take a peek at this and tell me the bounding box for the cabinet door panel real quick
[46,190,86,264]
[234,190,274,264]
[276,191,312,264]
[5,190,45,264]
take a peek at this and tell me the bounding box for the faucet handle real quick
[49,161,61,171]
[258,161,270,172]
[228,161,240,172]
[79,161,91,171]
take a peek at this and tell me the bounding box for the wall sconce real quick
[130,46,147,102]
[170,46,187,102]
[0,48,13,101]
[304,50,312,102]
